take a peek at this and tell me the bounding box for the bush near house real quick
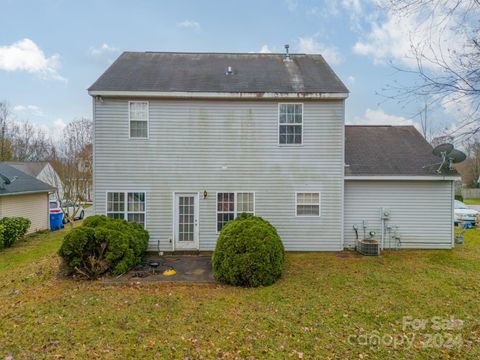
[0,217,31,249]
[58,215,149,278]
[212,213,285,287]
[455,194,464,202]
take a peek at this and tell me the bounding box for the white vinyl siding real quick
[129,101,149,138]
[296,192,320,217]
[279,103,303,145]
[216,192,255,232]
[94,99,344,251]
[107,191,146,226]
[344,180,454,249]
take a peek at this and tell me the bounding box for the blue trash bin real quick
[50,212,64,231]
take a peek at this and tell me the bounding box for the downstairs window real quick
[107,191,146,227]
[296,192,320,217]
[217,192,255,232]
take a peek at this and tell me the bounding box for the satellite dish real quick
[0,173,11,185]
[427,142,467,174]
[432,143,454,157]
[0,174,17,190]
[448,149,467,164]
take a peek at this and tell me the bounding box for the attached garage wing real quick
[344,180,454,249]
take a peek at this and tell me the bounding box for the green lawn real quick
[1,229,480,359]
[464,198,480,205]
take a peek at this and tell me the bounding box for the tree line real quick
[0,100,92,218]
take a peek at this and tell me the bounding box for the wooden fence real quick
[461,188,480,199]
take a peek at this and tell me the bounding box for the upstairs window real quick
[279,103,303,145]
[296,192,320,217]
[217,192,255,232]
[129,101,149,138]
[107,191,146,227]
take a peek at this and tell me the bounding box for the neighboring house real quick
[88,51,457,252]
[0,163,54,233]
[6,162,63,200]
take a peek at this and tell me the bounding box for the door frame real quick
[172,192,200,251]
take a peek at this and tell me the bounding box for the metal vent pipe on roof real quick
[284,44,290,61]
[225,66,233,75]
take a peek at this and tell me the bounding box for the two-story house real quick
[88,51,457,252]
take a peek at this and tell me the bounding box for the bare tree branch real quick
[382,0,480,138]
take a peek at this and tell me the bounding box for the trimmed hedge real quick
[59,215,149,278]
[212,213,285,287]
[0,217,31,249]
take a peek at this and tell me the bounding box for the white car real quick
[49,199,85,223]
[454,200,478,225]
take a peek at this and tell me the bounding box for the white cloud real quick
[89,43,119,56]
[352,13,416,67]
[296,37,344,65]
[341,0,362,15]
[347,75,355,84]
[259,45,272,54]
[13,104,43,116]
[177,20,201,31]
[350,108,420,130]
[307,4,338,17]
[0,38,65,81]
[285,0,298,11]
[352,2,468,71]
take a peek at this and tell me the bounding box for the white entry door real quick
[174,193,199,250]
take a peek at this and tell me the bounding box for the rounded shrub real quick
[59,215,149,278]
[212,213,285,287]
[0,217,31,248]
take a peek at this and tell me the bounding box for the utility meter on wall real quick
[381,207,391,220]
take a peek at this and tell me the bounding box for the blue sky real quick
[0,0,458,136]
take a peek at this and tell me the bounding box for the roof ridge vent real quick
[284,44,290,62]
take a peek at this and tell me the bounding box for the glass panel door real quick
[175,193,198,250]
[178,195,194,242]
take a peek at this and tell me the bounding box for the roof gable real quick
[0,163,54,196]
[88,52,348,95]
[5,161,49,177]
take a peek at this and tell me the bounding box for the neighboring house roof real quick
[88,52,348,95]
[5,161,49,177]
[0,163,54,196]
[345,125,458,177]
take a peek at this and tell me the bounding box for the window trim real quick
[295,192,321,217]
[215,191,256,234]
[105,191,147,228]
[278,103,304,146]
[128,101,149,139]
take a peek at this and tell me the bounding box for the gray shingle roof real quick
[345,125,457,176]
[0,163,54,196]
[5,161,49,177]
[88,52,348,94]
